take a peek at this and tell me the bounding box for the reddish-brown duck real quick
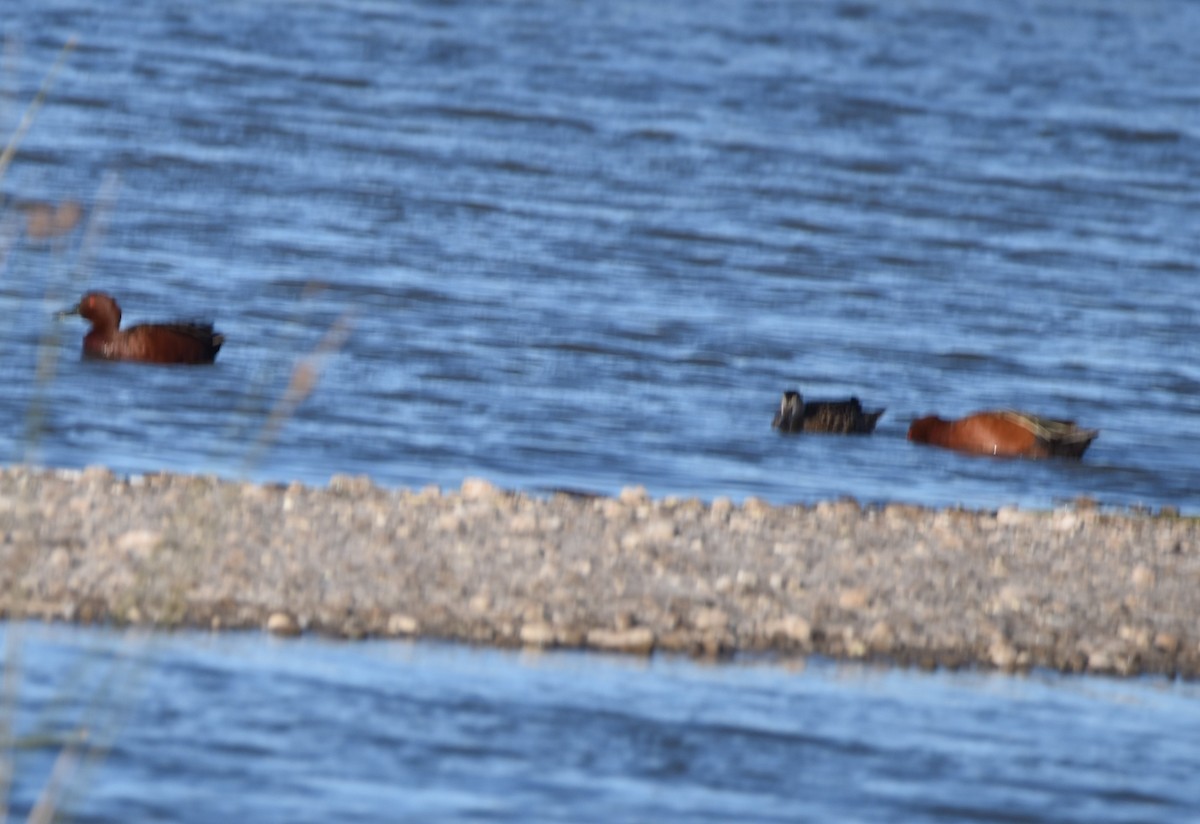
[907,410,1098,459]
[59,291,224,365]
[771,389,884,434]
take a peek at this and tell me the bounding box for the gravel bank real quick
[2,465,1196,678]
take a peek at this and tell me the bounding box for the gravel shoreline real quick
[2,465,1197,678]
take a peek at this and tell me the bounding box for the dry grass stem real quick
[0,36,76,184]
[242,310,356,472]
[24,173,121,463]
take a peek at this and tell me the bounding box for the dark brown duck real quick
[59,291,224,365]
[771,389,884,434]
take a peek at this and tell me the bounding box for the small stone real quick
[770,616,812,645]
[735,570,759,591]
[994,585,1025,613]
[555,626,586,647]
[884,503,923,523]
[1118,625,1152,648]
[523,603,548,623]
[415,484,441,500]
[117,529,163,559]
[436,512,464,534]
[621,519,676,551]
[329,473,373,495]
[1154,633,1180,654]
[643,519,677,544]
[1052,511,1080,532]
[461,477,500,500]
[600,498,628,520]
[520,622,556,647]
[692,607,729,632]
[618,485,649,506]
[989,638,1018,669]
[81,465,114,483]
[867,620,895,651]
[1131,564,1155,589]
[267,612,300,637]
[510,511,539,533]
[1084,647,1113,673]
[387,614,420,636]
[995,506,1027,526]
[741,497,771,518]
[710,497,734,518]
[586,627,655,655]
[845,637,868,658]
[816,498,860,518]
[838,588,870,611]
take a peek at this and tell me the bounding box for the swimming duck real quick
[59,291,224,365]
[907,410,1098,459]
[771,390,885,434]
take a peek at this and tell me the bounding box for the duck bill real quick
[55,302,82,318]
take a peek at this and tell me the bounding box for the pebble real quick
[995,506,1028,526]
[1154,632,1180,654]
[387,614,420,636]
[1131,564,1156,589]
[618,486,649,506]
[329,474,373,495]
[116,529,163,559]
[866,620,895,651]
[692,607,729,632]
[741,497,772,517]
[710,497,734,518]
[519,622,556,647]
[769,616,812,644]
[267,612,301,637]
[1052,511,1080,532]
[989,637,1018,669]
[460,477,500,501]
[587,627,656,655]
[838,588,870,611]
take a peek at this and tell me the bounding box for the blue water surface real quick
[4,623,1199,823]
[1,0,1197,511]
[2,2,1199,821]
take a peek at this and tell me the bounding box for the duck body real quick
[772,390,884,434]
[907,410,1097,459]
[60,292,224,365]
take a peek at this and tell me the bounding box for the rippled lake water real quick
[2,2,1199,820]
[1,0,1197,511]
[4,623,1200,824]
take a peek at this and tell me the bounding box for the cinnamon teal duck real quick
[59,291,224,365]
[907,410,1098,459]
